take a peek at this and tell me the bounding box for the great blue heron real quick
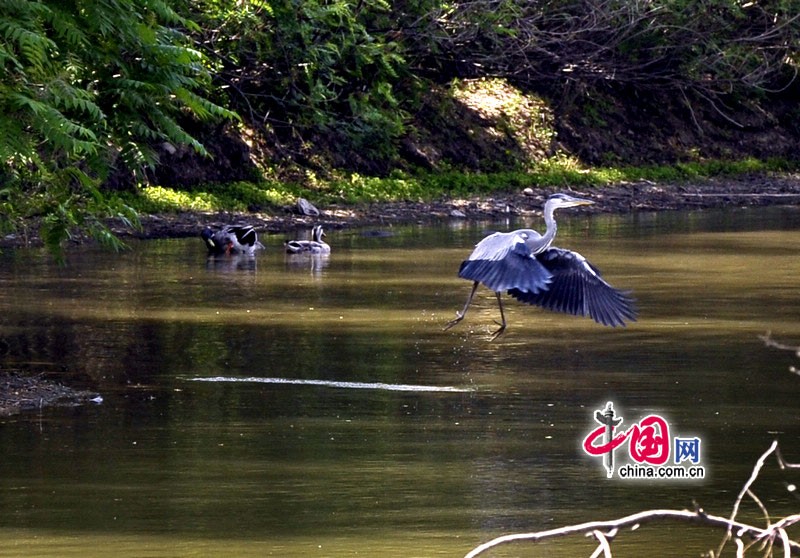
[445,193,637,338]
[285,225,331,254]
[201,224,264,256]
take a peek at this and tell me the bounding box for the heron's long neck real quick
[539,203,557,251]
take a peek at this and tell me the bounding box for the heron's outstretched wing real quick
[508,248,637,327]
[458,231,552,293]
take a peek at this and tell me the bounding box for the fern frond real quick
[11,92,99,155]
[0,0,237,254]
[174,87,240,121]
[148,109,208,156]
[0,41,23,71]
[43,4,88,50]
[46,78,105,123]
[144,0,192,29]
[128,120,161,141]
[0,19,57,74]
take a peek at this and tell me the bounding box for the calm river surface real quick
[1,205,800,557]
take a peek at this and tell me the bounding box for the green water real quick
[1,206,800,557]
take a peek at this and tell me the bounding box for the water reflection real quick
[204,252,261,273]
[188,375,474,392]
[284,252,331,276]
[0,206,799,557]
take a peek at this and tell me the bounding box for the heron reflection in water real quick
[445,193,637,339]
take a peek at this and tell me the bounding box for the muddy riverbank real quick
[128,176,800,241]
[0,373,101,417]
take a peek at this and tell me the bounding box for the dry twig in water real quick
[465,441,800,558]
[759,331,800,375]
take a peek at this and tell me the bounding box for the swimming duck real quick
[285,225,330,254]
[201,224,265,256]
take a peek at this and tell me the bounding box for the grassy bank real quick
[121,157,797,214]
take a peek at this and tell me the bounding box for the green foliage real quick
[186,0,409,169]
[2,0,798,254]
[124,180,306,213]
[176,0,800,183]
[122,158,798,214]
[0,0,236,255]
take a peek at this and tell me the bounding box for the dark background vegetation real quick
[1,0,799,251]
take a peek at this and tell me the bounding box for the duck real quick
[201,224,265,256]
[285,225,330,254]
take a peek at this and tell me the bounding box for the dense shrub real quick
[186,0,409,171]
[0,0,234,253]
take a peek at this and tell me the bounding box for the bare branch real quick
[716,440,779,556]
[464,507,800,558]
[759,331,800,375]
[759,331,800,356]
[409,0,800,106]
[589,529,612,558]
[717,440,778,554]
[465,441,800,558]
[775,446,800,471]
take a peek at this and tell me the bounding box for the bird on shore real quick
[445,193,637,339]
[285,225,331,254]
[201,224,264,256]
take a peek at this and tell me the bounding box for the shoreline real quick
[128,176,800,242]
[2,177,800,250]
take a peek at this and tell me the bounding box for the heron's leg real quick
[444,281,480,330]
[490,292,507,340]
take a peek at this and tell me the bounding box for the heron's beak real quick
[568,198,594,207]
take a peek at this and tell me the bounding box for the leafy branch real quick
[0,0,236,255]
